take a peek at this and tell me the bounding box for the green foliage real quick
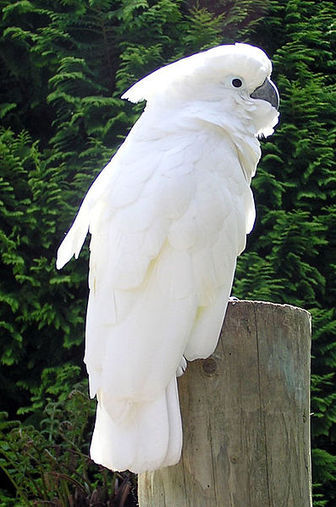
[186,0,270,42]
[1,0,336,504]
[0,364,136,506]
[0,127,87,411]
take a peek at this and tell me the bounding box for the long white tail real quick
[90,377,182,473]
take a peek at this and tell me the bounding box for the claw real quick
[176,356,187,377]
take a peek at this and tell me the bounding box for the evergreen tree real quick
[1,0,335,504]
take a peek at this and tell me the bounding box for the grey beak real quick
[250,78,279,110]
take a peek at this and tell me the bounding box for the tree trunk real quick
[138,300,312,507]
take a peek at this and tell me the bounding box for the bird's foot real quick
[176,356,187,377]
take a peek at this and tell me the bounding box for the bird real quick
[56,43,279,474]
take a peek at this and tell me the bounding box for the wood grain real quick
[138,300,312,507]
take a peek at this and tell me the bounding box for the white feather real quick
[56,43,279,473]
[90,377,182,473]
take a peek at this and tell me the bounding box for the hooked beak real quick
[250,78,279,110]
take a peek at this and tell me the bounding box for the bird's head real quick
[122,43,279,138]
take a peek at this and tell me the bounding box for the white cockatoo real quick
[56,43,279,473]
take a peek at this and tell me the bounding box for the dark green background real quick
[0,0,335,504]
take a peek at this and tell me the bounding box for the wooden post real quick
[138,300,312,507]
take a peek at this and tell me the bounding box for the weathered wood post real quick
[138,300,312,507]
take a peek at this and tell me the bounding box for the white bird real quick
[56,43,279,473]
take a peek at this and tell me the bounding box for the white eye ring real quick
[232,78,243,88]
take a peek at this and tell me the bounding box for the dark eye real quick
[232,78,242,88]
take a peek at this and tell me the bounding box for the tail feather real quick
[90,377,182,473]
